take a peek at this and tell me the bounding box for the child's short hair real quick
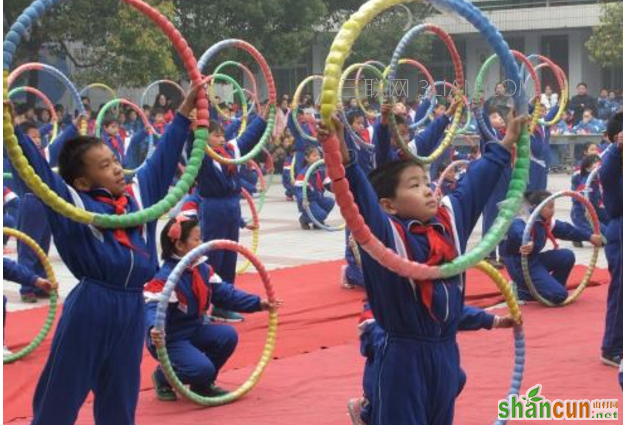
[346,109,365,125]
[606,111,623,142]
[368,159,425,200]
[19,121,39,134]
[58,136,106,186]
[524,190,552,207]
[394,114,407,126]
[160,217,200,260]
[488,107,500,117]
[580,154,601,176]
[152,107,165,117]
[304,145,319,157]
[102,117,118,128]
[208,119,224,135]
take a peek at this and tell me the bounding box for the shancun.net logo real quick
[498,384,618,420]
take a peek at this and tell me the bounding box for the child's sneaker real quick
[299,217,311,230]
[347,397,365,425]
[21,293,38,303]
[152,371,177,401]
[286,195,294,202]
[191,383,230,397]
[3,346,13,358]
[210,307,244,323]
[600,352,622,368]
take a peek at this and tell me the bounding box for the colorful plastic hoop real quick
[521,190,600,307]
[8,86,58,141]
[3,227,58,363]
[386,23,465,163]
[523,55,567,127]
[474,50,541,140]
[292,75,323,143]
[382,58,436,129]
[8,61,86,134]
[198,39,277,165]
[247,159,267,215]
[338,63,386,150]
[154,239,277,405]
[205,72,249,135]
[94,97,156,175]
[353,60,386,114]
[79,83,117,102]
[319,0,529,281]
[475,260,525,425]
[302,159,345,231]
[433,159,470,201]
[236,187,260,275]
[213,61,259,120]
[3,0,209,229]
[424,80,472,135]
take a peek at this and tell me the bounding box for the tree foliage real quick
[586,1,623,68]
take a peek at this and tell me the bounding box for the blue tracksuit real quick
[570,171,609,235]
[3,257,40,330]
[102,133,126,162]
[358,304,495,424]
[13,113,190,425]
[3,185,19,244]
[287,111,318,176]
[239,162,259,195]
[16,194,51,296]
[144,259,262,390]
[282,155,295,198]
[195,117,267,286]
[502,216,592,305]
[599,143,623,357]
[346,140,512,424]
[294,163,335,226]
[527,105,558,192]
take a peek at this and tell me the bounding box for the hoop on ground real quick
[302,159,345,232]
[154,239,277,406]
[319,0,529,281]
[521,190,600,307]
[198,39,277,166]
[474,260,525,425]
[236,187,260,274]
[3,227,58,364]
[3,0,209,229]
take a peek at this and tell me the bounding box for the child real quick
[294,146,334,230]
[432,161,461,198]
[102,117,125,162]
[281,153,295,201]
[323,107,525,424]
[3,257,53,356]
[502,191,602,305]
[348,302,515,425]
[6,85,198,424]
[570,154,609,246]
[152,107,167,137]
[599,112,623,367]
[194,106,269,322]
[575,141,601,170]
[572,109,605,135]
[527,102,559,192]
[144,216,279,400]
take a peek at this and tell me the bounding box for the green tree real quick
[4,0,180,88]
[586,1,623,68]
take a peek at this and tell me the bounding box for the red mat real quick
[3,262,612,423]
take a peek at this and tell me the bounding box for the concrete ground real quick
[3,172,607,313]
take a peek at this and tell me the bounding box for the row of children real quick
[3,83,284,424]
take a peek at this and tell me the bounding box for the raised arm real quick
[48,123,79,168]
[229,114,267,156]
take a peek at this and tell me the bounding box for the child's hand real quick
[445,98,459,118]
[589,234,604,247]
[34,278,55,293]
[381,103,391,124]
[616,132,623,150]
[150,328,165,347]
[260,103,271,121]
[178,83,201,118]
[493,314,516,329]
[519,242,534,255]
[500,108,529,151]
[260,299,283,311]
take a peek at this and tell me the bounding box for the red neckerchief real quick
[315,169,323,193]
[357,128,371,145]
[190,265,210,316]
[107,135,124,159]
[153,122,166,135]
[531,217,559,250]
[407,207,457,320]
[93,193,145,255]
[213,145,237,175]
